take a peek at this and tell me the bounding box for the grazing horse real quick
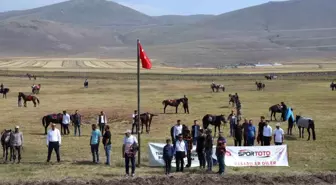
[330,81,336,91]
[32,84,41,94]
[202,114,227,137]
[42,113,74,134]
[0,88,9,98]
[228,94,238,107]
[255,81,265,91]
[135,112,157,134]
[269,104,283,121]
[1,129,13,162]
[211,83,225,92]
[162,98,187,114]
[18,92,40,107]
[296,115,316,141]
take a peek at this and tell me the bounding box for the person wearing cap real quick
[10,126,23,164]
[122,129,138,177]
[174,134,187,172]
[62,110,71,135]
[90,124,101,163]
[216,131,226,175]
[131,110,138,134]
[97,111,108,135]
[196,129,206,169]
[204,128,213,172]
[273,123,284,145]
[262,120,272,146]
[46,123,61,162]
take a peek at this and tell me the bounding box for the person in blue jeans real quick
[163,139,174,175]
[122,130,138,177]
[90,124,102,163]
[73,110,81,136]
[103,125,112,165]
[216,131,226,175]
[247,119,256,146]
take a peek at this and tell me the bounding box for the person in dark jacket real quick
[233,120,243,146]
[216,132,226,175]
[73,110,81,136]
[196,129,206,169]
[257,116,266,145]
[184,129,193,168]
[242,119,249,146]
[191,120,200,145]
[103,125,112,165]
[204,129,213,172]
[281,102,287,121]
[163,139,174,175]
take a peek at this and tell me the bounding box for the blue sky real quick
[0,0,288,16]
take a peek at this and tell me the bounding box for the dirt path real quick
[4,173,336,185]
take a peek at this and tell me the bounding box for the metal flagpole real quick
[137,39,141,166]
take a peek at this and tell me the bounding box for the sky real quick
[0,0,288,16]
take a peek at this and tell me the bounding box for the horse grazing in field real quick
[330,81,336,91]
[32,84,41,94]
[1,129,13,162]
[295,115,316,141]
[269,104,283,121]
[202,114,227,137]
[135,112,157,134]
[211,83,225,92]
[228,94,238,107]
[0,88,9,98]
[162,97,188,114]
[255,81,265,91]
[18,92,40,107]
[42,113,74,134]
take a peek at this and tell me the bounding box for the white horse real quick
[295,115,316,141]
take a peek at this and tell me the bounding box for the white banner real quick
[225,145,289,167]
[148,143,288,167]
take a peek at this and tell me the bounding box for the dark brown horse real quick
[1,129,13,162]
[202,114,227,137]
[18,92,40,107]
[211,83,225,92]
[330,81,336,91]
[135,112,158,134]
[0,88,9,98]
[162,98,188,114]
[228,94,238,107]
[269,104,282,121]
[42,113,74,134]
[255,81,265,91]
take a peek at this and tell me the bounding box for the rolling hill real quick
[0,0,336,67]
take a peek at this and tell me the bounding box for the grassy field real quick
[0,65,335,182]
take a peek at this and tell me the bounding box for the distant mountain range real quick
[1,0,336,67]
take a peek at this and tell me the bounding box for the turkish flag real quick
[138,42,152,69]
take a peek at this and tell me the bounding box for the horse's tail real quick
[42,116,46,127]
[311,120,316,140]
[162,100,166,105]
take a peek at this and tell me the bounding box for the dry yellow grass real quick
[0,69,335,182]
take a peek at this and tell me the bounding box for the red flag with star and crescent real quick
[138,42,152,69]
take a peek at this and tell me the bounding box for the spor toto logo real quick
[238,149,271,158]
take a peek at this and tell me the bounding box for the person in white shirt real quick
[174,134,187,172]
[46,123,61,162]
[262,120,272,146]
[173,120,183,144]
[62,110,71,135]
[97,111,107,135]
[273,123,285,145]
[131,110,138,134]
[122,130,138,177]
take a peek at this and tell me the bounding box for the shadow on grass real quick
[72,160,97,166]
[159,113,177,115]
[96,173,123,177]
[29,132,46,136]
[284,135,297,140]
[220,106,230,109]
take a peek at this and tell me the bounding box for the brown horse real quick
[211,83,225,92]
[0,88,9,98]
[135,112,158,134]
[1,129,13,162]
[269,104,282,121]
[330,81,336,91]
[26,73,36,80]
[162,98,187,114]
[18,92,40,107]
[202,114,227,137]
[255,81,265,91]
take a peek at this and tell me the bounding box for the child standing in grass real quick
[163,139,174,175]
